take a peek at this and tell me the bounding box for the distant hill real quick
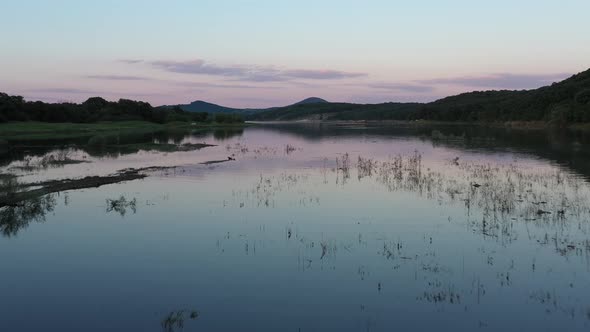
[293,97,328,105]
[248,102,421,121]
[167,97,330,115]
[248,68,590,123]
[176,100,243,114]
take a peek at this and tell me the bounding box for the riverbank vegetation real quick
[0,93,244,143]
[0,94,217,123]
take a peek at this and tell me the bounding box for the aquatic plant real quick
[106,195,137,216]
[285,144,297,154]
[160,309,199,332]
[10,149,87,171]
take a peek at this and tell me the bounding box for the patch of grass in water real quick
[106,195,137,216]
[128,142,215,153]
[161,309,199,332]
[11,150,89,171]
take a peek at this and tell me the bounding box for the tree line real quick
[0,94,243,124]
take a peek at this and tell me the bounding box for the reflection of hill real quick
[249,123,590,180]
[212,127,244,140]
[0,127,244,166]
[2,122,590,181]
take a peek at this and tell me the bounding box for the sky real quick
[1,0,589,108]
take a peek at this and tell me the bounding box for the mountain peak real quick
[294,97,328,105]
[189,100,216,105]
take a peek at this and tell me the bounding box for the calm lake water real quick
[1,123,590,331]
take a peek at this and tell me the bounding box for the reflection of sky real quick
[1,125,590,331]
[1,145,589,331]
[1,1,589,107]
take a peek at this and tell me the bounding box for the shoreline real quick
[248,119,590,131]
[0,121,247,143]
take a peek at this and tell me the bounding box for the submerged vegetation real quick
[10,149,87,171]
[213,149,590,325]
[161,309,199,332]
[106,195,137,216]
[226,149,590,262]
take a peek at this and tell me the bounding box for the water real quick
[1,123,590,331]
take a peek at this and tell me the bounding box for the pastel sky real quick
[1,0,589,108]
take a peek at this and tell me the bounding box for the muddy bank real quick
[0,158,235,208]
[0,169,150,208]
[200,159,233,165]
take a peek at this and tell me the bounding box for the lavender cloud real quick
[368,82,435,93]
[150,60,249,77]
[127,58,367,82]
[418,73,570,90]
[29,87,101,94]
[174,81,283,89]
[86,74,154,81]
[118,59,144,64]
[234,73,290,82]
[282,69,366,80]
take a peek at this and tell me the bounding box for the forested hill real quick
[167,97,329,115]
[248,102,422,121]
[415,68,590,123]
[0,95,243,124]
[171,100,244,114]
[248,68,590,124]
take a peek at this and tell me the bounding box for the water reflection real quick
[227,151,590,258]
[1,123,590,331]
[251,122,590,179]
[212,127,244,140]
[0,194,56,237]
[0,127,244,168]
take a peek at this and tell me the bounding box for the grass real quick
[0,120,246,142]
[10,149,89,171]
[0,121,194,141]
